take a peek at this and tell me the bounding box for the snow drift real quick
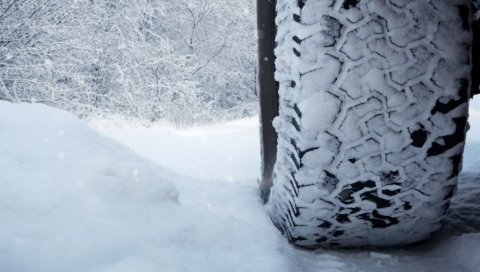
[0,101,289,272]
[1,101,479,272]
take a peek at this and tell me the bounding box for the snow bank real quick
[0,102,290,272]
[463,97,480,171]
[90,117,261,182]
[98,112,480,272]
[467,96,480,143]
[1,101,479,272]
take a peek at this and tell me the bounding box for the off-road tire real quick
[266,0,473,248]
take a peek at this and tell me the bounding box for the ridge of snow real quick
[1,101,479,271]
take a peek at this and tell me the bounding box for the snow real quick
[467,96,480,143]
[89,117,261,182]
[298,92,341,134]
[0,102,288,272]
[1,100,480,272]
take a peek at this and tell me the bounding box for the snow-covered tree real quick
[0,0,257,125]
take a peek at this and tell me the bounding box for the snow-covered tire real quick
[265,0,473,248]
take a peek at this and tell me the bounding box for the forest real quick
[0,0,257,125]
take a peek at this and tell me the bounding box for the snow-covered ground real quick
[1,100,480,272]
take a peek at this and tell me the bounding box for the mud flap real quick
[257,0,278,203]
[472,13,480,97]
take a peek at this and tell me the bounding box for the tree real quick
[0,0,258,125]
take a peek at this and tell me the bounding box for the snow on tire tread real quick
[267,0,472,248]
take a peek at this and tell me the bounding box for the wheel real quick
[261,0,473,248]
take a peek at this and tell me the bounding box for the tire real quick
[264,0,473,248]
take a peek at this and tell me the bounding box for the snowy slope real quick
[0,102,291,272]
[90,117,261,182]
[1,101,480,272]
[464,97,480,171]
[96,99,480,272]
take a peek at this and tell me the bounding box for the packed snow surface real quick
[1,101,480,272]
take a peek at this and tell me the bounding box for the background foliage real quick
[0,0,257,125]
